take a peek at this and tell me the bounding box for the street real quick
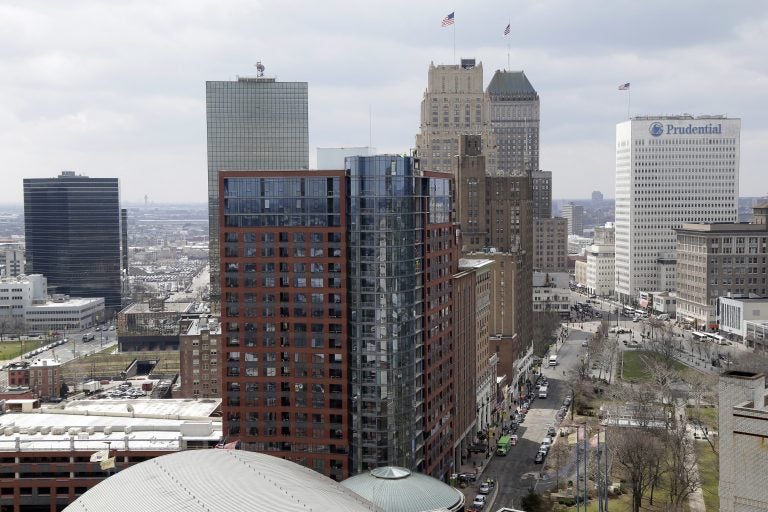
[480,326,587,509]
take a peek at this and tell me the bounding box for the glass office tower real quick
[207,76,309,304]
[23,172,122,311]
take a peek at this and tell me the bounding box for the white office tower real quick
[614,115,740,304]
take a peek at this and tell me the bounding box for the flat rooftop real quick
[61,398,221,419]
[121,302,194,314]
[29,297,103,309]
[0,400,223,452]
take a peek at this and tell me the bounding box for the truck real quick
[82,333,95,342]
[538,385,549,398]
[549,355,558,367]
[496,435,512,456]
[83,380,102,394]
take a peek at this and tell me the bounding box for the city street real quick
[0,328,118,388]
[478,327,587,510]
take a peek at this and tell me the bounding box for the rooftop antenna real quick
[255,61,265,78]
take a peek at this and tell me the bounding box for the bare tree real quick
[611,426,664,512]
[547,439,571,490]
[663,421,701,510]
[532,311,562,357]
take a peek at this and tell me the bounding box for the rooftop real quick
[28,297,104,309]
[487,70,537,96]
[61,398,221,419]
[120,301,195,315]
[65,449,383,512]
[342,466,464,512]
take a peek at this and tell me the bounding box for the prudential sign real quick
[649,122,722,137]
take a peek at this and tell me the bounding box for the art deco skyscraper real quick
[415,59,489,174]
[486,70,540,176]
[24,171,122,311]
[207,73,309,303]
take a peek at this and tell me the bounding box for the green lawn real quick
[695,443,719,512]
[621,350,688,382]
[686,404,718,431]
[0,339,50,361]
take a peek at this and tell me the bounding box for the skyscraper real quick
[561,202,585,236]
[415,59,489,175]
[207,74,309,303]
[218,157,456,480]
[614,115,740,303]
[23,171,122,311]
[486,70,539,176]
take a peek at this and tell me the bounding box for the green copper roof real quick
[487,70,537,95]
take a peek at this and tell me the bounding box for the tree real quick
[60,381,69,398]
[520,488,547,512]
[663,420,701,509]
[548,440,571,490]
[532,311,562,357]
[611,427,664,512]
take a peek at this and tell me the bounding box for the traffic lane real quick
[488,346,578,508]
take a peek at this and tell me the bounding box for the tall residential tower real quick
[218,157,457,481]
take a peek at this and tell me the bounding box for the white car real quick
[479,482,491,494]
[473,495,486,509]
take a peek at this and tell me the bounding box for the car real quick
[581,340,588,347]
[473,495,487,508]
[459,472,477,483]
[547,425,556,437]
[95,326,101,331]
[479,482,491,494]
[534,451,545,464]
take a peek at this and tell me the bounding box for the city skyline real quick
[2,0,768,204]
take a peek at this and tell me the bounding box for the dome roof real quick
[341,467,464,512]
[64,449,383,512]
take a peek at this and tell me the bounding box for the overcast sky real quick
[2,0,767,205]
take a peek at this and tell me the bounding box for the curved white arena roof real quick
[64,449,383,512]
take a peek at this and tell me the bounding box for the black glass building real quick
[24,171,122,311]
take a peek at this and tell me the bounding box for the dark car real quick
[534,451,545,464]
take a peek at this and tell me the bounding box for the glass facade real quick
[346,155,427,473]
[218,160,457,479]
[23,173,122,311]
[207,78,309,304]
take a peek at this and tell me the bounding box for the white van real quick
[549,355,558,367]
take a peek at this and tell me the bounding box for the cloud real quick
[0,0,766,204]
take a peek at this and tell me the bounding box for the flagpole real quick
[627,88,631,119]
[507,43,510,70]
[453,22,456,63]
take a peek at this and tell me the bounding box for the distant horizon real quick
[2,195,768,210]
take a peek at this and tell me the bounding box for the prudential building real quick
[614,115,740,304]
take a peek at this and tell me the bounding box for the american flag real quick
[618,82,630,91]
[441,12,455,27]
[504,24,511,36]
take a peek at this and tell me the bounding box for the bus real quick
[691,331,708,342]
[623,306,634,317]
[706,333,727,345]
